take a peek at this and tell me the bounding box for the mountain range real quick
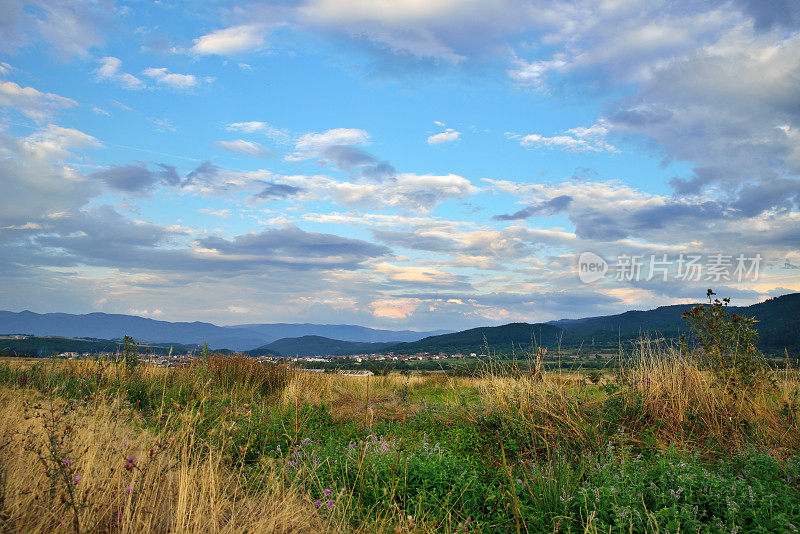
[1,293,797,358]
[249,293,800,356]
[0,311,449,351]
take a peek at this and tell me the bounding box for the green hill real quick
[385,322,565,355]
[248,336,391,357]
[0,335,199,358]
[552,293,800,352]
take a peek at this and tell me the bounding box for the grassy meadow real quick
[0,337,799,533]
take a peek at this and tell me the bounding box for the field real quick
[0,340,799,533]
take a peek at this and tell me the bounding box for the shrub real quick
[681,290,769,389]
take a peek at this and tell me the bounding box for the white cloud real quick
[215,139,273,157]
[21,124,102,161]
[280,172,478,213]
[427,128,460,144]
[0,125,100,228]
[190,24,268,55]
[148,117,176,132]
[0,80,77,122]
[94,57,144,90]
[199,208,232,219]
[225,121,291,143]
[143,67,209,89]
[0,0,107,59]
[226,121,268,133]
[34,0,106,59]
[291,128,370,159]
[512,122,616,152]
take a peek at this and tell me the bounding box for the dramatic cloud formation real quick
[0,0,797,329]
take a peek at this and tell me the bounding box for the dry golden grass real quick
[0,387,328,534]
[474,342,800,453]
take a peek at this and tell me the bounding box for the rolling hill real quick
[0,311,448,351]
[1,294,797,358]
[231,323,450,343]
[249,336,393,357]
[383,322,566,355]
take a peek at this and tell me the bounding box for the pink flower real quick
[314,500,321,508]
[126,486,133,494]
[72,475,82,484]
[323,488,331,496]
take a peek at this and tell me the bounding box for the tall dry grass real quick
[475,338,800,453]
[0,387,327,534]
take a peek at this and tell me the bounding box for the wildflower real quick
[314,500,321,508]
[72,475,82,484]
[124,456,137,471]
[63,458,73,467]
[326,500,335,508]
[122,441,129,448]
[323,488,331,496]
[126,486,133,494]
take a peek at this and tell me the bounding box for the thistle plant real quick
[680,289,768,389]
[121,336,139,373]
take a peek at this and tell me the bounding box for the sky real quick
[0,0,799,330]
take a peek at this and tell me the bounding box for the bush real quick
[681,290,769,389]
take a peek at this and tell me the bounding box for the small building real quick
[337,369,374,377]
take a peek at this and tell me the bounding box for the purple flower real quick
[63,458,73,467]
[124,456,137,471]
[72,475,82,484]
[314,500,321,508]
[326,500,335,508]
[122,441,129,448]
[126,486,133,494]
[323,488,331,496]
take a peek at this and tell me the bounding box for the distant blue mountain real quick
[0,311,450,351]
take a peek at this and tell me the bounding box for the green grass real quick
[1,355,799,532]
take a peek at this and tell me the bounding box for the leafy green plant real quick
[681,290,768,388]
[586,369,603,384]
[121,336,139,373]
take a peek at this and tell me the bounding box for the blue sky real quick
[1,0,799,329]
